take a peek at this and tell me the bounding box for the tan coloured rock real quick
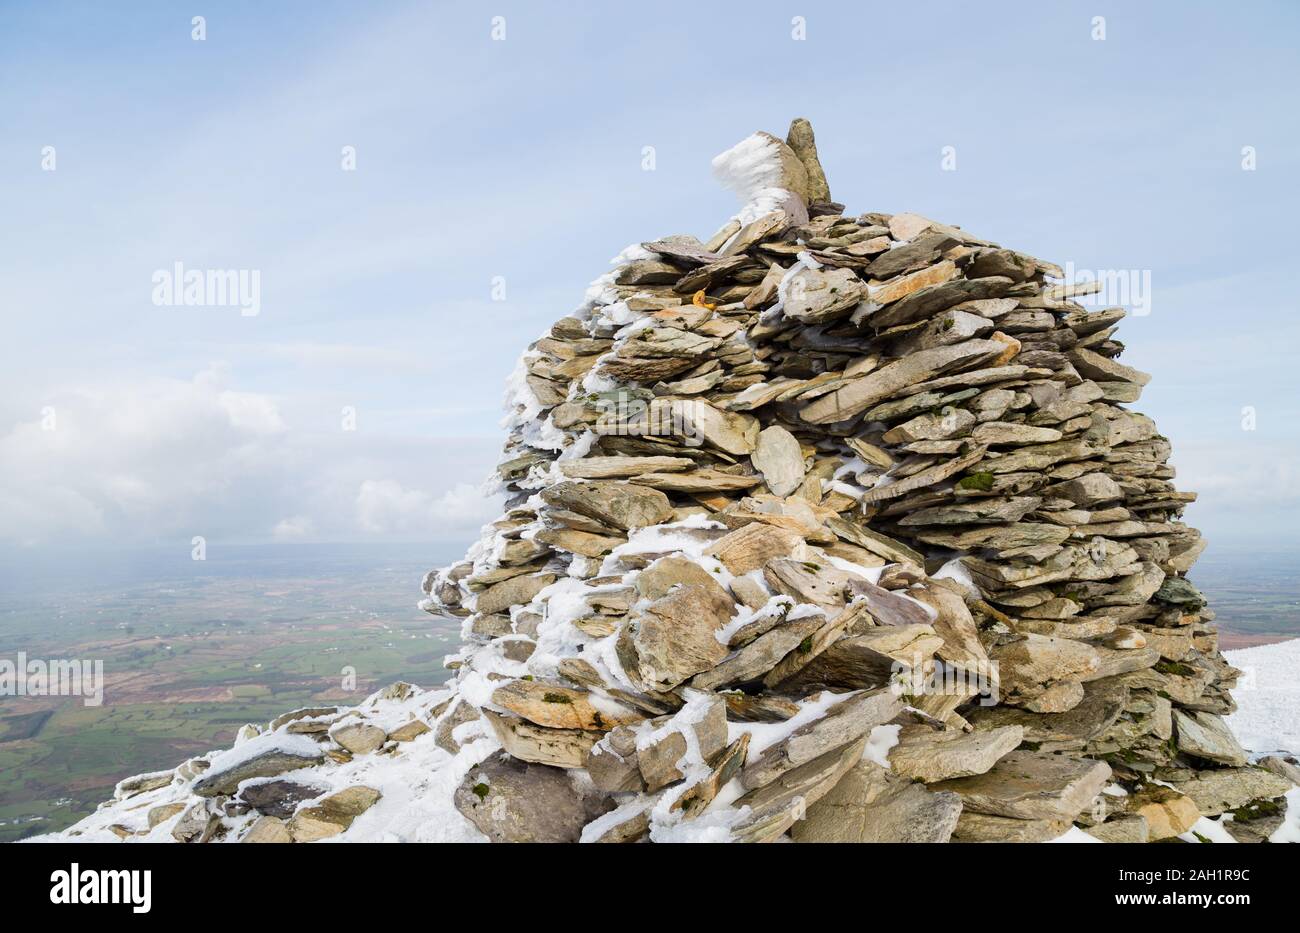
[629,469,762,493]
[1259,755,1300,787]
[329,722,387,755]
[1172,709,1248,766]
[953,811,1070,843]
[792,760,963,843]
[635,695,730,791]
[490,680,642,732]
[388,719,431,742]
[541,481,673,531]
[786,117,830,202]
[888,725,1024,783]
[867,259,959,306]
[1171,767,1292,817]
[705,522,805,575]
[475,572,556,616]
[616,582,734,692]
[800,339,1006,424]
[751,425,806,496]
[455,755,609,843]
[558,456,694,478]
[242,815,293,844]
[931,751,1111,821]
[782,266,867,324]
[741,688,904,790]
[1084,813,1150,843]
[732,735,869,843]
[988,634,1100,707]
[773,623,941,694]
[690,613,826,690]
[640,399,759,455]
[288,786,381,842]
[483,710,602,768]
[1127,786,1200,840]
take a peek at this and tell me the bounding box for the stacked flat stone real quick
[417,119,1291,843]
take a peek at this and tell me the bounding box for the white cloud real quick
[355,479,498,536]
[272,515,315,540]
[1175,443,1300,509]
[1169,439,1300,542]
[0,366,501,547]
[0,365,293,545]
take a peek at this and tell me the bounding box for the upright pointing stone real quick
[786,117,832,203]
[752,425,806,496]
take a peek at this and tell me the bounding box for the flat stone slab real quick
[732,735,868,843]
[455,754,610,843]
[741,689,903,790]
[690,614,824,691]
[751,425,806,496]
[953,811,1069,843]
[1084,813,1150,843]
[617,580,734,692]
[541,480,674,531]
[238,780,327,819]
[1171,767,1292,817]
[1172,709,1248,766]
[193,737,325,797]
[330,722,387,755]
[792,760,963,842]
[968,676,1129,751]
[888,724,1024,783]
[491,679,642,732]
[930,750,1111,821]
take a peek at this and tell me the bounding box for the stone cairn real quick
[421,119,1292,843]
[56,120,1296,845]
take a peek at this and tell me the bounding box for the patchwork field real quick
[0,544,460,841]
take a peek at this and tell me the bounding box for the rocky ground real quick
[33,119,1297,844]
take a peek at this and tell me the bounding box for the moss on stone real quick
[957,471,995,491]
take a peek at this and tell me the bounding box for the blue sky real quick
[1,0,1297,552]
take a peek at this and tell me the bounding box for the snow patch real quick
[1225,638,1300,755]
[862,723,901,768]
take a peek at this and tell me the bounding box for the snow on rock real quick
[203,731,321,777]
[27,683,500,844]
[862,723,902,768]
[711,132,807,226]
